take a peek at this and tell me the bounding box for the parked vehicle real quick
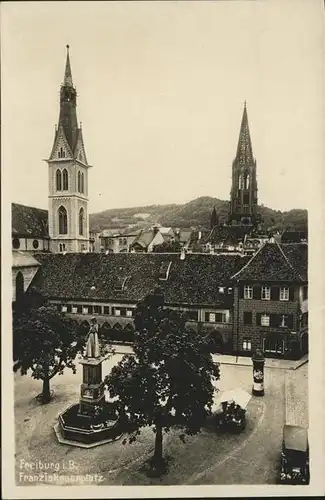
[213,388,251,434]
[279,425,309,484]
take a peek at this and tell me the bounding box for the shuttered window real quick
[244,285,253,299]
[243,312,253,325]
[261,286,271,300]
[279,287,289,301]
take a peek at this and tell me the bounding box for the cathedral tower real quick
[46,46,92,253]
[228,102,259,227]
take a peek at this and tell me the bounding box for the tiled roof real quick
[28,253,250,307]
[12,203,49,238]
[12,251,41,268]
[280,243,308,281]
[131,230,155,249]
[206,225,249,245]
[231,242,307,282]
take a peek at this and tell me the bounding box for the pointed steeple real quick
[210,206,218,229]
[58,45,78,153]
[63,44,73,87]
[235,101,254,164]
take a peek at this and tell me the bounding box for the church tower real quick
[46,46,92,253]
[228,102,259,227]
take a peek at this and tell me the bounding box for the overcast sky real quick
[2,0,323,214]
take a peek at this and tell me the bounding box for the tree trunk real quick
[153,424,163,466]
[42,376,51,403]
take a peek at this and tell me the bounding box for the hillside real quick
[89,197,307,233]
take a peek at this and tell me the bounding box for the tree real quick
[13,305,87,403]
[104,289,220,474]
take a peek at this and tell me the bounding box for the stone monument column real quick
[252,349,265,396]
[79,318,105,417]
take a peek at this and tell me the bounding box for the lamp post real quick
[251,348,265,396]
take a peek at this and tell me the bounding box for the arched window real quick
[58,206,68,234]
[244,173,249,190]
[58,147,65,158]
[33,239,39,249]
[62,169,68,190]
[78,171,81,193]
[79,208,84,235]
[81,173,84,194]
[12,238,20,249]
[56,169,62,191]
[16,272,24,303]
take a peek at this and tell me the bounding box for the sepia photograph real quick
[1,0,324,498]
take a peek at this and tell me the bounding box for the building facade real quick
[46,45,92,253]
[232,242,308,359]
[22,243,308,359]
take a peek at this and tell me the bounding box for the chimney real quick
[180,247,186,260]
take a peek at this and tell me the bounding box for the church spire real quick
[63,44,73,87]
[235,101,254,164]
[58,45,78,153]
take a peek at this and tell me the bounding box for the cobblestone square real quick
[14,352,308,486]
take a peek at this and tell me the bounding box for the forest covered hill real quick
[89,196,307,233]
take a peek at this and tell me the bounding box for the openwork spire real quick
[63,44,73,87]
[235,102,254,164]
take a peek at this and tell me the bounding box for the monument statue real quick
[84,317,100,358]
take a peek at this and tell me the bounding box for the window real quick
[58,206,68,234]
[94,305,102,315]
[303,286,308,300]
[261,314,270,326]
[126,309,134,317]
[277,314,293,328]
[62,169,68,190]
[205,312,216,323]
[243,312,253,325]
[243,193,249,205]
[56,169,62,190]
[244,285,253,299]
[12,238,20,249]
[261,286,271,300]
[79,208,84,235]
[215,313,227,323]
[62,305,68,313]
[280,287,289,301]
[243,173,249,190]
[103,306,110,315]
[218,287,225,294]
[114,308,121,316]
[159,261,172,280]
[58,147,65,158]
[114,277,129,291]
[33,239,39,249]
[78,171,81,193]
[81,173,84,194]
[72,305,82,314]
[59,243,66,252]
[243,339,252,351]
[82,306,88,314]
